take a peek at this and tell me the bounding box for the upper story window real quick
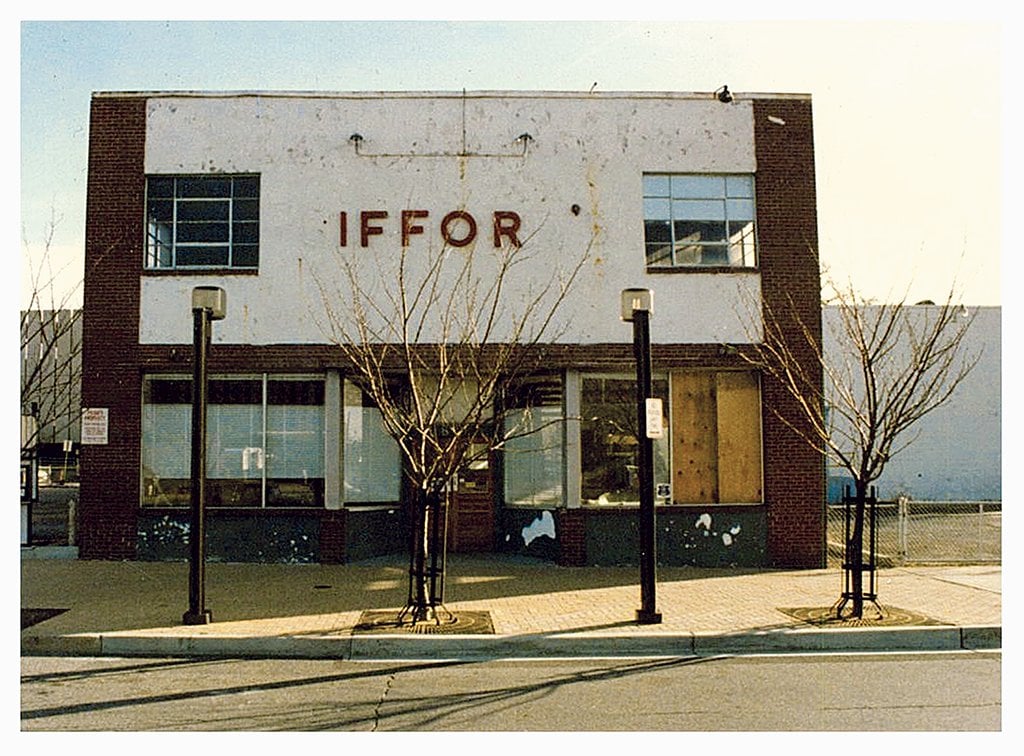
[145,175,260,270]
[643,174,756,269]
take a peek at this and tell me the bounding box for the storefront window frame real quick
[140,372,326,509]
[342,378,402,506]
[502,374,566,508]
[579,371,671,508]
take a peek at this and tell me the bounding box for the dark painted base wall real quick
[138,511,321,562]
[344,508,406,562]
[134,505,766,567]
[137,508,406,563]
[500,506,768,567]
[583,507,767,567]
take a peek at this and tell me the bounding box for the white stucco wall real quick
[138,92,763,346]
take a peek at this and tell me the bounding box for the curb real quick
[21,546,79,560]
[692,625,1001,655]
[21,625,1001,660]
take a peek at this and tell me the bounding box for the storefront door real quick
[447,441,494,552]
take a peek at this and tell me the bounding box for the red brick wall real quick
[556,508,586,566]
[753,98,826,568]
[319,510,347,564]
[79,96,148,559]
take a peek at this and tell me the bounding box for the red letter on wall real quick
[339,211,348,247]
[361,211,388,247]
[441,211,477,248]
[401,210,429,247]
[493,211,522,248]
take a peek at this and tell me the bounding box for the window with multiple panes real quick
[145,175,260,270]
[577,370,763,507]
[643,174,756,269]
[141,375,324,507]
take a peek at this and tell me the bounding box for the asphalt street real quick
[21,652,1001,731]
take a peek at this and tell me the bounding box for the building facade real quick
[21,309,82,479]
[824,305,1001,504]
[80,90,824,568]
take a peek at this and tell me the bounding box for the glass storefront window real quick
[266,379,325,506]
[343,380,401,503]
[580,375,669,506]
[141,375,325,507]
[142,378,191,506]
[207,378,263,506]
[503,377,564,506]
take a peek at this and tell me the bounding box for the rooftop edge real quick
[91,89,812,101]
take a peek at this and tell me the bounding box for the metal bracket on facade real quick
[347,131,533,159]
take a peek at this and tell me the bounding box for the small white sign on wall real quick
[645,398,664,439]
[81,408,109,445]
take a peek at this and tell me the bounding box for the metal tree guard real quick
[834,483,883,618]
[400,476,452,625]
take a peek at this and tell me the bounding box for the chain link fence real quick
[827,499,1001,566]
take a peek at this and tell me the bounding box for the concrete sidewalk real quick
[20,550,1001,660]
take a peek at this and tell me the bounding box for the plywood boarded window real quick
[671,370,762,504]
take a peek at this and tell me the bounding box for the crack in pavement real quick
[372,673,397,731]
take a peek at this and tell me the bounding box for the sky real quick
[15,12,1013,310]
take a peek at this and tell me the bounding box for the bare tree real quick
[745,276,978,618]
[314,221,591,623]
[21,216,83,458]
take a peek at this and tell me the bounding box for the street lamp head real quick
[192,286,227,321]
[620,288,653,322]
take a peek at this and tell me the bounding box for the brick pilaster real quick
[556,508,586,566]
[78,95,147,559]
[319,510,347,564]
[754,98,826,568]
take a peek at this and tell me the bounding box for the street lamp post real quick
[621,288,662,625]
[182,286,226,626]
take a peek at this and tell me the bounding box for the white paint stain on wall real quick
[695,514,741,547]
[522,510,556,546]
[722,525,742,546]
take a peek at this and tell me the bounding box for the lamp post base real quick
[182,609,213,625]
[635,609,662,625]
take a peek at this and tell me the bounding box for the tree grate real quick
[778,605,946,627]
[354,610,494,635]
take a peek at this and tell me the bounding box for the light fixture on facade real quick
[715,85,733,103]
[191,286,227,321]
[620,287,653,322]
